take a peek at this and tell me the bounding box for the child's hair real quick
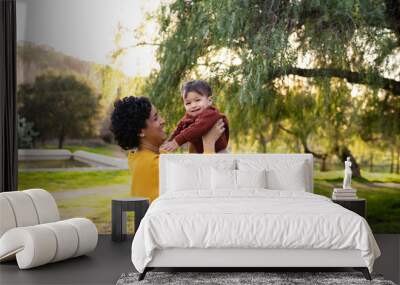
[181,80,212,98]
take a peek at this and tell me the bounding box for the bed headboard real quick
[159,153,314,195]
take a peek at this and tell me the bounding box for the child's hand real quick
[160,140,179,152]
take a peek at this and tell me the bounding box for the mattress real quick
[131,190,380,273]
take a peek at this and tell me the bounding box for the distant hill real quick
[16,41,147,139]
[16,40,143,108]
[16,41,99,86]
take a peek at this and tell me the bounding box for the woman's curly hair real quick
[110,96,152,150]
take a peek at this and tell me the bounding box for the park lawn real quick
[56,179,399,234]
[64,145,122,157]
[64,145,115,156]
[18,170,400,234]
[56,191,134,234]
[43,143,126,157]
[314,170,400,183]
[18,170,131,192]
[314,171,400,234]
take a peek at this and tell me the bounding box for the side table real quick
[112,198,149,242]
[332,198,366,218]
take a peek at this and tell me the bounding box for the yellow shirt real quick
[127,149,160,202]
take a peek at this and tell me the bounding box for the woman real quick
[110,96,225,202]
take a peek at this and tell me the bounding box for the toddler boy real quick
[161,80,229,153]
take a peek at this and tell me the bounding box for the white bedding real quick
[131,190,380,273]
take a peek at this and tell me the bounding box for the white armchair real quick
[0,189,98,269]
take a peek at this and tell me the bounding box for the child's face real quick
[183,91,212,117]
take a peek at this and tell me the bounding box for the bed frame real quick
[140,248,370,280]
[139,154,371,280]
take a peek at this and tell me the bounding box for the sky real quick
[16,0,161,77]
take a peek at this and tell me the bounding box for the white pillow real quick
[168,162,211,191]
[166,158,236,192]
[237,159,308,191]
[266,161,307,191]
[211,168,236,190]
[211,169,268,190]
[236,169,267,189]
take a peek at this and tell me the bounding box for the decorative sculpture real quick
[343,157,352,189]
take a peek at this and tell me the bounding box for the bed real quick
[131,154,381,280]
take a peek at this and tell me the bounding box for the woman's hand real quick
[202,119,225,153]
[160,140,179,152]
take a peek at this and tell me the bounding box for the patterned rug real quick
[116,271,396,285]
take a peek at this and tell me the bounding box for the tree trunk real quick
[338,146,361,178]
[58,133,65,149]
[390,147,395,173]
[258,133,267,153]
[369,153,374,172]
[301,139,328,171]
[320,156,328,172]
[396,147,400,174]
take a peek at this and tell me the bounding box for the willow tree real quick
[136,0,399,175]
[359,91,400,173]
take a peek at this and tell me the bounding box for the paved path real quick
[52,184,130,200]
[369,182,400,189]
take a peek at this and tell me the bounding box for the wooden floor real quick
[0,234,399,285]
[0,235,134,285]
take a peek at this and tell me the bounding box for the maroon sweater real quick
[169,107,229,153]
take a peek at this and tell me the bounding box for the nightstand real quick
[111,198,150,242]
[332,198,366,218]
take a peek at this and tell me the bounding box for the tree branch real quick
[120,42,161,49]
[279,124,328,159]
[302,141,328,160]
[278,124,294,135]
[270,67,400,96]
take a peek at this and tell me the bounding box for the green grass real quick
[313,170,400,233]
[314,183,400,233]
[315,170,400,183]
[64,145,116,156]
[42,143,125,157]
[56,179,399,234]
[18,170,130,192]
[56,191,133,234]
[18,169,400,234]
